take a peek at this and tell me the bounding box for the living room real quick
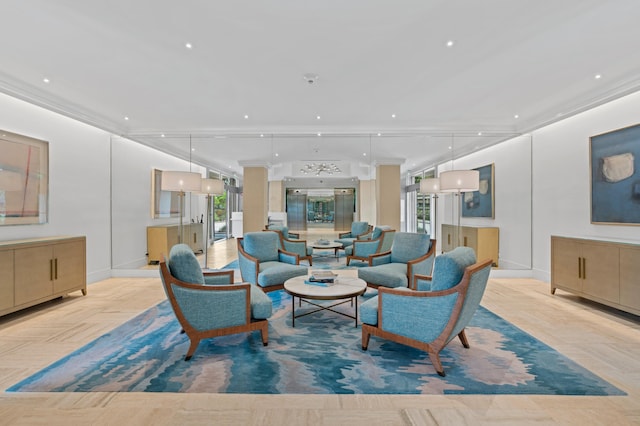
[1,1,640,423]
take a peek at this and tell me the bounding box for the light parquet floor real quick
[1,231,639,425]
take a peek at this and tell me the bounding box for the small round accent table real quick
[309,241,343,262]
[283,275,367,327]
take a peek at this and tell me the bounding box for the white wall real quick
[437,135,533,270]
[0,94,208,280]
[0,93,112,282]
[111,136,206,269]
[531,91,640,281]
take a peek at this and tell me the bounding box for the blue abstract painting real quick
[591,123,640,224]
[462,163,494,218]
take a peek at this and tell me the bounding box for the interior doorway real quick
[307,192,334,227]
[286,188,354,232]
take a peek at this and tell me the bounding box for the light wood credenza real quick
[147,223,204,264]
[441,224,499,267]
[551,235,640,316]
[0,236,86,317]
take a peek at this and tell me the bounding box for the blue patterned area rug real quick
[7,290,624,395]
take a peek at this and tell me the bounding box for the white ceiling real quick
[2,0,640,179]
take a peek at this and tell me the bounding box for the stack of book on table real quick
[306,270,338,286]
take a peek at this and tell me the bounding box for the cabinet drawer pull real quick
[577,257,581,279]
[50,259,54,281]
[448,234,451,245]
[582,257,586,280]
[55,258,58,280]
[463,236,468,246]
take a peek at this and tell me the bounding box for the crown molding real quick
[238,160,271,168]
[0,72,127,135]
[373,158,405,166]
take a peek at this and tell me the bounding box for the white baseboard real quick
[489,268,534,279]
[111,269,160,278]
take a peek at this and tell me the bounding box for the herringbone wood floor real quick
[1,232,639,425]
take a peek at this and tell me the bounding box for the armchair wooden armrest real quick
[338,231,351,238]
[367,250,392,266]
[412,273,432,290]
[406,239,436,286]
[203,269,235,283]
[278,249,302,265]
[356,225,374,239]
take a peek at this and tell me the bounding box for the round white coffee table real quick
[283,275,367,327]
[309,241,343,262]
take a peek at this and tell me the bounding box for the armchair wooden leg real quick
[428,351,446,377]
[361,327,371,350]
[184,338,201,361]
[260,323,269,347]
[458,329,470,348]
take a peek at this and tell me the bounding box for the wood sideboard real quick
[441,224,499,266]
[147,223,204,264]
[551,235,640,316]
[0,236,86,317]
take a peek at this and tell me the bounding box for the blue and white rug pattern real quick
[7,290,624,395]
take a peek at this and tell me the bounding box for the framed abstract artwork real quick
[591,123,640,225]
[0,130,49,225]
[461,163,494,218]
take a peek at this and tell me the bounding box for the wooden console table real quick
[551,235,640,316]
[147,223,204,264]
[441,225,499,267]
[0,236,86,317]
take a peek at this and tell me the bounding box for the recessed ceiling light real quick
[275,153,279,157]
[124,116,129,120]
[446,40,455,47]
[316,115,321,120]
[595,74,602,79]
[391,114,396,118]
[191,148,195,152]
[161,134,165,138]
[244,114,249,119]
[303,73,319,84]
[43,77,50,83]
[317,132,322,136]
[514,114,519,119]
[448,146,452,150]
[260,134,264,137]
[363,152,367,156]
[185,42,193,49]
[377,133,382,136]
[478,131,483,136]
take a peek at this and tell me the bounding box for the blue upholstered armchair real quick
[159,244,273,360]
[345,226,395,265]
[264,229,313,265]
[334,221,372,248]
[237,232,308,292]
[357,232,436,289]
[360,247,493,376]
[265,224,300,240]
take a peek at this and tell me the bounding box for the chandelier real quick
[299,162,342,176]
